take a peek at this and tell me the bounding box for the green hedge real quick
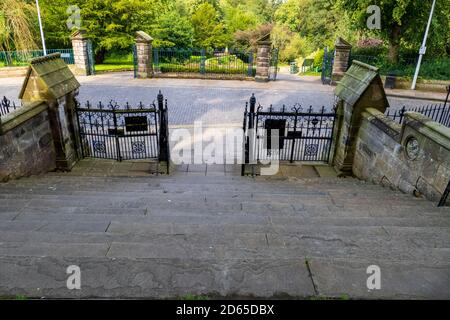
[351,55,450,80]
[158,63,254,75]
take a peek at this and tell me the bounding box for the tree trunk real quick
[388,23,401,64]
[95,48,106,64]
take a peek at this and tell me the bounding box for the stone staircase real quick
[0,170,449,299]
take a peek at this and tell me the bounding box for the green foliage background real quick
[0,0,449,77]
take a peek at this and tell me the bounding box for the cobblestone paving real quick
[0,72,444,126]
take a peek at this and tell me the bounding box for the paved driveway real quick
[0,72,443,126]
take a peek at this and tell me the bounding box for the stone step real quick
[0,224,449,249]
[0,255,315,299]
[3,174,380,189]
[6,200,448,219]
[307,257,450,299]
[0,185,424,200]
[1,254,448,299]
[1,202,446,222]
[2,241,449,265]
[0,177,434,203]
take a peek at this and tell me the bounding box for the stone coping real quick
[361,108,402,141]
[0,101,48,135]
[361,108,450,150]
[403,111,450,150]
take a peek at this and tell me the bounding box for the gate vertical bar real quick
[86,40,95,76]
[200,49,206,75]
[112,110,121,161]
[157,91,170,174]
[132,44,138,79]
[290,112,298,163]
[249,94,256,175]
[241,102,249,176]
[248,52,254,77]
[75,103,85,159]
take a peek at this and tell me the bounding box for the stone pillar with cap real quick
[331,37,352,84]
[255,34,271,82]
[135,31,154,79]
[71,29,90,76]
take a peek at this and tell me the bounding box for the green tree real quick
[191,2,230,48]
[221,2,260,34]
[336,0,450,62]
[151,10,194,47]
[275,0,342,50]
[0,0,37,52]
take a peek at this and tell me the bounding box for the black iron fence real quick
[152,48,255,78]
[75,91,170,172]
[0,49,74,67]
[242,94,336,175]
[385,103,450,127]
[0,96,20,118]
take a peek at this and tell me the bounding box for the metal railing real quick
[438,181,450,207]
[385,103,450,127]
[152,48,255,78]
[0,96,20,119]
[0,49,74,67]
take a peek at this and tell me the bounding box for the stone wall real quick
[0,102,56,181]
[353,108,450,203]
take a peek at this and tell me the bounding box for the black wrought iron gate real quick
[75,92,170,164]
[269,47,279,81]
[242,94,336,173]
[321,47,334,85]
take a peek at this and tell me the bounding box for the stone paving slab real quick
[0,256,315,298]
[308,258,450,299]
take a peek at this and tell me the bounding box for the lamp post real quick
[411,0,436,90]
[35,0,47,55]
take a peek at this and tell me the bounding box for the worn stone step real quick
[1,253,448,299]
[307,257,450,299]
[1,237,448,265]
[1,224,448,249]
[0,255,315,299]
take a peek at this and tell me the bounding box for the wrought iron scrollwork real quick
[75,98,163,161]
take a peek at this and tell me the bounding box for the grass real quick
[0,295,27,300]
[95,53,134,72]
[95,63,134,72]
[299,70,321,76]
